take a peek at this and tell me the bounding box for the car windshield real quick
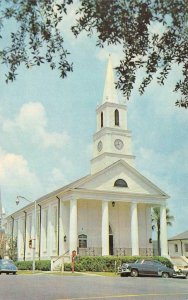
[134,260,142,264]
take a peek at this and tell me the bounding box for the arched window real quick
[114,179,128,187]
[78,234,87,248]
[115,109,119,126]
[101,112,103,128]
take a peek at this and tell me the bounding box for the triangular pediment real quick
[73,160,169,199]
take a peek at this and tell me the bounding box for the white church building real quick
[5,57,170,261]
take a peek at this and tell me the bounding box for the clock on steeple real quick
[91,56,135,174]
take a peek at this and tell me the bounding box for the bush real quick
[71,256,173,272]
[15,260,51,271]
[14,256,173,272]
[64,263,72,271]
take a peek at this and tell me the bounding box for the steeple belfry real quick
[102,55,118,104]
[91,57,136,174]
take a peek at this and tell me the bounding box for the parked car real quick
[118,259,174,278]
[0,259,17,275]
[173,268,188,279]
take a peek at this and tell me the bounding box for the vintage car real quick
[118,259,175,278]
[0,259,17,275]
[173,268,188,279]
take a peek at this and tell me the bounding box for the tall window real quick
[101,112,103,128]
[78,234,87,248]
[36,212,40,253]
[53,206,58,252]
[174,244,178,252]
[115,109,119,126]
[28,215,32,238]
[14,220,18,238]
[43,209,48,250]
[20,218,25,255]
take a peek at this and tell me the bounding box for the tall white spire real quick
[102,55,118,104]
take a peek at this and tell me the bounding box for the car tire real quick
[162,272,169,278]
[131,269,138,277]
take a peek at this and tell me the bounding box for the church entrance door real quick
[109,225,113,255]
[109,234,113,255]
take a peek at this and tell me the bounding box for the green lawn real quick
[17,270,117,276]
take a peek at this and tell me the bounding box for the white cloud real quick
[45,167,69,194]
[0,147,42,208]
[0,148,36,184]
[2,102,71,149]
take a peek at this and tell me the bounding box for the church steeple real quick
[90,56,135,174]
[102,55,118,104]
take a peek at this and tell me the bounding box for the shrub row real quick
[14,256,173,272]
[15,260,50,271]
[64,255,173,272]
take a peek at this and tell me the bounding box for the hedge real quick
[64,256,173,272]
[15,260,50,271]
[14,256,173,272]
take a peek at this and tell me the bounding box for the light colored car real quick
[0,259,17,275]
[173,268,188,279]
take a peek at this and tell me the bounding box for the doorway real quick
[109,225,113,255]
[109,235,114,255]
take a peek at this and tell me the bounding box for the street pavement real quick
[0,273,188,300]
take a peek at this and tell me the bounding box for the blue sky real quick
[0,4,187,238]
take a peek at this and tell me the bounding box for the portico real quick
[57,160,169,258]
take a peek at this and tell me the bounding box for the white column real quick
[59,200,64,255]
[47,204,53,257]
[102,200,109,256]
[160,205,168,257]
[69,198,77,255]
[131,202,139,256]
[17,218,22,260]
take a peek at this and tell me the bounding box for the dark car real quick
[118,259,174,278]
[0,259,17,275]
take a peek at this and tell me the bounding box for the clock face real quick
[114,139,124,150]
[97,141,103,152]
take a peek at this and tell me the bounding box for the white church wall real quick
[77,200,101,249]
[109,202,131,249]
[138,205,152,248]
